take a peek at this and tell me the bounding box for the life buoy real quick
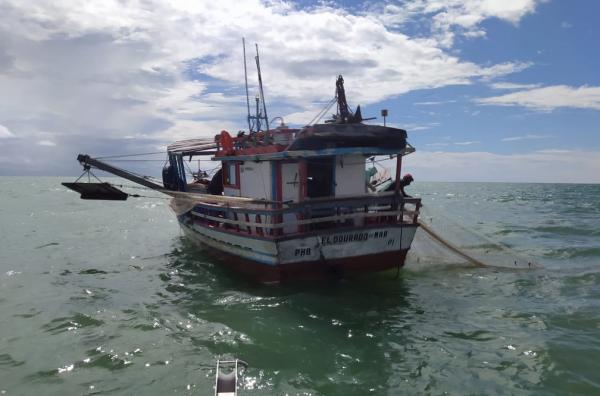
[220,130,233,154]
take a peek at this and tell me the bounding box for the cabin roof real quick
[167,123,414,160]
[212,144,415,162]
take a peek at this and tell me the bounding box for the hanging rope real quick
[418,222,488,267]
[126,193,170,200]
[416,205,540,269]
[106,183,170,200]
[74,167,103,183]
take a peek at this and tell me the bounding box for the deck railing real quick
[185,192,421,238]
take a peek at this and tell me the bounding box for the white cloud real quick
[375,0,541,46]
[0,124,15,138]
[402,149,600,183]
[477,85,600,111]
[37,140,57,146]
[399,122,441,131]
[535,149,572,154]
[0,0,541,175]
[454,141,480,145]
[501,134,549,142]
[426,142,450,147]
[490,82,540,90]
[426,140,482,147]
[414,100,456,105]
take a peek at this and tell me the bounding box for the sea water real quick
[0,177,599,395]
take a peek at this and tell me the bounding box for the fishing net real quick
[407,204,541,270]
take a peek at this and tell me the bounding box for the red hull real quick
[189,238,408,283]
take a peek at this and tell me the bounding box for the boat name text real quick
[321,230,388,246]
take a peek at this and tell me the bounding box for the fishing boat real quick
[65,43,422,283]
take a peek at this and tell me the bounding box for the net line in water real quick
[408,204,541,270]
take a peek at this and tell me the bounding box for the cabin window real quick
[223,162,240,189]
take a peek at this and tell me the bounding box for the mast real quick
[242,38,252,132]
[255,43,269,133]
[242,40,269,133]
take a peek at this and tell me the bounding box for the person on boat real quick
[365,166,378,191]
[385,173,414,197]
[208,168,224,195]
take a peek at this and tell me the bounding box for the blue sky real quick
[0,0,599,181]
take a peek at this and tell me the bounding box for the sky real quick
[0,0,599,182]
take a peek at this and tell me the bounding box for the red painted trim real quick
[214,129,300,158]
[297,159,308,233]
[255,214,263,236]
[298,159,307,201]
[275,162,283,236]
[395,155,402,194]
[276,161,283,202]
[233,212,240,232]
[244,213,251,234]
[215,144,286,158]
[237,145,284,155]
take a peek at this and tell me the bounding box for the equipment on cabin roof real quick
[286,76,405,151]
[328,75,363,124]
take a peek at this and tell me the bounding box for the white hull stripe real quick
[181,219,418,267]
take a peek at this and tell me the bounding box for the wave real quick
[542,247,600,259]
[532,226,600,237]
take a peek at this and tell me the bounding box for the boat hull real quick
[178,215,417,283]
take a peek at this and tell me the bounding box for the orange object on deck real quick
[220,130,234,154]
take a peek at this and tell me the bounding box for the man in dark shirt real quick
[385,173,414,197]
[208,168,224,195]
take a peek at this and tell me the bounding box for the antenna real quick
[242,38,252,132]
[255,44,269,133]
[240,40,269,133]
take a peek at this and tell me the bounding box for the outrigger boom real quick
[75,154,166,192]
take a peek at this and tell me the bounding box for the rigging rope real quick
[96,151,165,159]
[307,96,337,126]
[97,159,169,162]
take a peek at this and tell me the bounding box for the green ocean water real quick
[1,177,599,395]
